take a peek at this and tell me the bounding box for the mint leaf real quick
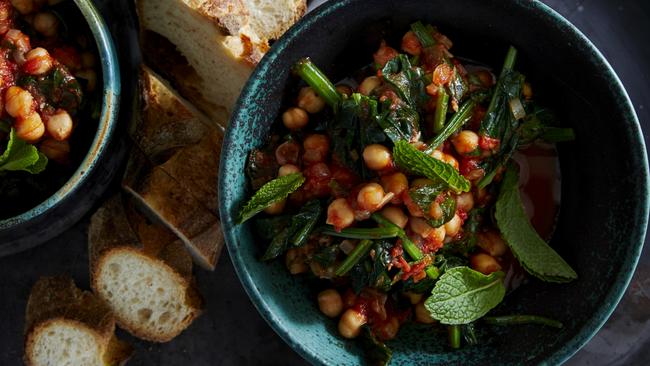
[393,140,470,193]
[0,129,48,174]
[237,173,305,224]
[424,266,505,324]
[495,164,577,282]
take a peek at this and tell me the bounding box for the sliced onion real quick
[509,97,526,120]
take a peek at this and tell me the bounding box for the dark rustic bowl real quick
[219,0,649,364]
[0,0,120,256]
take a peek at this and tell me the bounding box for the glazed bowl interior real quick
[220,0,648,364]
[0,0,120,254]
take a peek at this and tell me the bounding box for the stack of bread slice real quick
[24,276,132,366]
[123,66,224,270]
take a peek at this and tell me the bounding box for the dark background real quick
[1,0,649,365]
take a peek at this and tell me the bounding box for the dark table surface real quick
[1,0,649,365]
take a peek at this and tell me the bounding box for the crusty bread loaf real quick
[24,276,132,366]
[137,0,306,126]
[89,195,203,342]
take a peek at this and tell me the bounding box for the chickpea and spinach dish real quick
[238,22,577,364]
[0,0,99,218]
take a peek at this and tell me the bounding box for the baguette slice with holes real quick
[89,195,203,342]
[24,276,132,366]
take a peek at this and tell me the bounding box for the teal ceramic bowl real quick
[220,0,649,364]
[0,0,120,255]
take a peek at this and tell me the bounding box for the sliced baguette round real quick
[24,276,132,366]
[92,247,203,342]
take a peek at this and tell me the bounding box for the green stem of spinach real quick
[370,213,440,279]
[320,226,400,239]
[433,87,449,134]
[335,239,373,276]
[484,46,518,120]
[425,99,476,153]
[293,57,341,108]
[448,325,461,349]
[483,315,563,329]
[410,21,436,48]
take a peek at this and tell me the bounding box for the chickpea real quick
[357,183,385,212]
[444,214,462,237]
[14,112,44,143]
[363,144,392,170]
[317,289,343,318]
[477,231,508,257]
[4,29,31,60]
[303,134,329,164]
[297,86,325,113]
[45,109,73,141]
[336,84,353,96]
[338,308,367,339]
[470,253,502,275]
[23,47,53,75]
[5,86,34,118]
[80,52,96,69]
[33,12,58,37]
[264,199,286,215]
[358,76,380,96]
[11,0,35,15]
[428,202,443,220]
[278,164,300,177]
[380,206,408,229]
[39,138,69,164]
[403,291,423,305]
[75,68,97,92]
[381,172,408,200]
[409,217,434,238]
[430,226,446,243]
[443,154,459,170]
[282,107,309,130]
[285,248,308,275]
[275,140,300,165]
[455,192,474,212]
[326,198,355,230]
[430,149,444,161]
[414,302,435,324]
[451,130,479,155]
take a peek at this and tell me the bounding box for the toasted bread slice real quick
[24,276,132,366]
[89,195,203,342]
[134,67,222,213]
[122,148,224,270]
[136,0,306,126]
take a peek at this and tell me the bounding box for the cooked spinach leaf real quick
[359,327,392,366]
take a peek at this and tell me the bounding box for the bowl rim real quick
[220,0,649,364]
[0,0,121,229]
